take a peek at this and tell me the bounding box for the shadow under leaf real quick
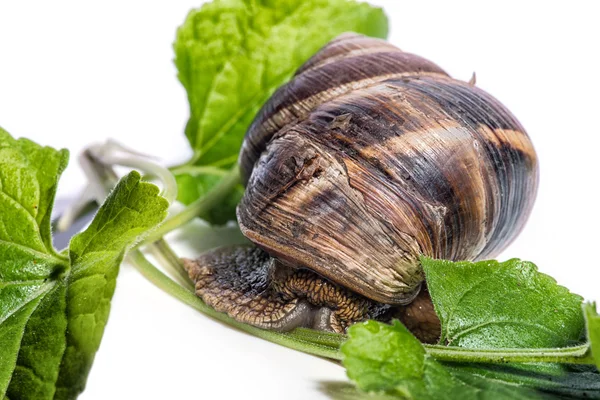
[318,381,403,400]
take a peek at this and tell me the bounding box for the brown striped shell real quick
[236,33,539,305]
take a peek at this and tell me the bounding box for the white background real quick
[1,1,599,399]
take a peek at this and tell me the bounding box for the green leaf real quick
[0,127,169,399]
[173,0,388,167]
[341,320,549,399]
[53,171,169,398]
[584,302,600,370]
[342,320,426,393]
[445,363,600,399]
[0,127,70,398]
[0,127,69,258]
[174,167,244,224]
[421,257,585,349]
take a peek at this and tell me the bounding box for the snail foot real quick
[182,246,387,333]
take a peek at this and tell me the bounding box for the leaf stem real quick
[423,343,594,365]
[128,249,343,360]
[147,239,194,291]
[95,151,178,205]
[168,165,229,177]
[134,165,241,249]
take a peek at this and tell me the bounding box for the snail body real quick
[183,33,538,339]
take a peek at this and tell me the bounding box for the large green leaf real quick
[0,127,169,399]
[174,0,388,167]
[421,257,585,349]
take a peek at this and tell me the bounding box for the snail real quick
[182,33,538,342]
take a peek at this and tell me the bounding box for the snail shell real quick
[236,33,539,305]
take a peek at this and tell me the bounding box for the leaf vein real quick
[450,320,563,344]
[0,239,68,266]
[0,281,55,328]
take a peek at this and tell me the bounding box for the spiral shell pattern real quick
[237,33,538,304]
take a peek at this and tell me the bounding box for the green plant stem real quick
[148,238,194,291]
[134,165,241,249]
[169,164,229,177]
[128,249,343,360]
[424,343,594,365]
[169,154,202,174]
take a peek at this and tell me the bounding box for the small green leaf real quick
[584,302,600,370]
[173,0,388,168]
[341,320,548,399]
[53,171,169,398]
[341,320,426,393]
[174,168,244,224]
[421,257,584,349]
[0,127,169,399]
[0,127,69,258]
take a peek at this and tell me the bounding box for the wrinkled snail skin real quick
[185,33,539,337]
